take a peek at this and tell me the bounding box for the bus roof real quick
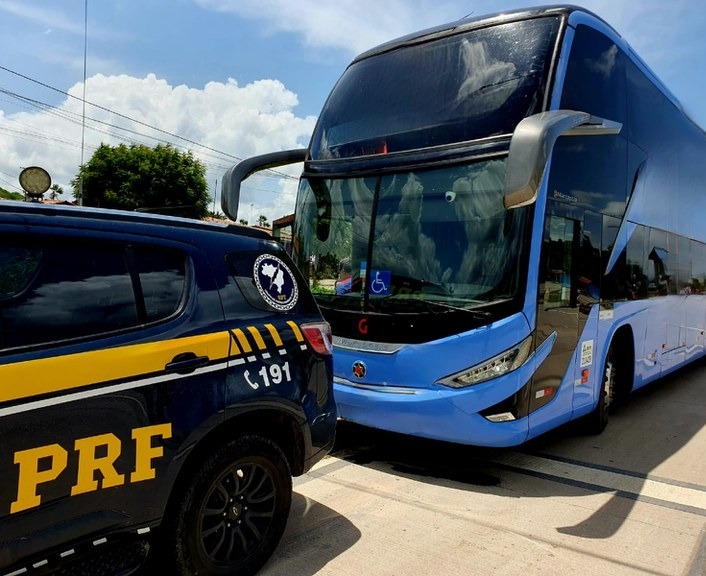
[351,4,689,129]
[353,5,614,63]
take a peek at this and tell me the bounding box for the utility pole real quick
[78,0,88,205]
[212,179,217,213]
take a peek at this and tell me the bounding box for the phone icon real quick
[244,369,259,390]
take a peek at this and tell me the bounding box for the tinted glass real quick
[294,158,531,309]
[552,24,628,218]
[561,25,627,125]
[648,228,670,296]
[0,246,42,300]
[311,16,560,159]
[626,224,649,299]
[132,245,187,321]
[692,241,706,294]
[601,214,627,300]
[0,238,137,348]
[676,235,692,294]
[579,211,602,302]
[0,236,188,350]
[541,215,577,309]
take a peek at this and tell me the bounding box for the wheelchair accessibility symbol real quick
[370,270,391,296]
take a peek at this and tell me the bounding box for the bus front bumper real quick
[333,377,530,447]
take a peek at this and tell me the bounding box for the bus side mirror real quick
[221,149,307,221]
[503,110,622,209]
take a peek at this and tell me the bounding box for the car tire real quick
[164,435,292,576]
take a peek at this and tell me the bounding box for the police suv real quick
[0,201,336,576]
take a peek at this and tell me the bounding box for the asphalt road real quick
[260,357,706,576]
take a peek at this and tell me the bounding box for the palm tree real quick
[49,184,64,201]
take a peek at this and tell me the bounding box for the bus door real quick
[530,214,587,423]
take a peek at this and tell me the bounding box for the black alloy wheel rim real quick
[198,460,278,566]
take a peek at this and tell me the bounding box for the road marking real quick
[497,452,706,516]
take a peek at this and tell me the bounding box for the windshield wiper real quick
[471,73,532,95]
[316,294,495,319]
[421,299,492,319]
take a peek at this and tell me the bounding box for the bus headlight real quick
[436,335,533,388]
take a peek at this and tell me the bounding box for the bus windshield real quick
[311,16,560,159]
[293,157,532,320]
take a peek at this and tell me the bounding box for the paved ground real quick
[261,357,706,576]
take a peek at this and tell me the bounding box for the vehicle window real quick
[601,214,628,300]
[561,24,627,126]
[0,236,187,350]
[648,228,671,296]
[131,245,187,321]
[692,240,706,294]
[626,224,649,299]
[550,25,629,218]
[0,246,42,300]
[674,234,691,295]
[295,158,529,310]
[311,16,561,158]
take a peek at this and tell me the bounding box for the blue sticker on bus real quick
[369,270,391,296]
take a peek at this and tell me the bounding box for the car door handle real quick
[165,352,210,374]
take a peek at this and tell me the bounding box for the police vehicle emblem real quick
[253,254,299,311]
[352,361,367,379]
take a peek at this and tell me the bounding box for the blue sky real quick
[1,0,705,223]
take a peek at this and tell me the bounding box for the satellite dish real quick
[19,166,52,198]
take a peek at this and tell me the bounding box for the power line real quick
[0,64,300,181]
[0,88,237,167]
[0,63,242,160]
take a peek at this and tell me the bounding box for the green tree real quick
[257,214,270,228]
[48,184,64,200]
[0,187,23,201]
[72,143,210,219]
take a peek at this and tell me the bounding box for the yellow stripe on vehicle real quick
[287,321,304,342]
[0,331,232,406]
[247,326,268,350]
[232,329,253,353]
[0,323,299,406]
[265,324,283,347]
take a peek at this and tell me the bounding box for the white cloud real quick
[238,0,701,126]
[0,1,85,35]
[2,0,705,225]
[0,0,123,40]
[195,0,464,56]
[0,73,316,223]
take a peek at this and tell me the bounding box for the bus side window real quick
[692,241,706,294]
[541,215,578,309]
[648,228,671,296]
[554,24,628,217]
[601,214,628,301]
[626,224,650,300]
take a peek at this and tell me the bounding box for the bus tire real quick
[164,435,292,576]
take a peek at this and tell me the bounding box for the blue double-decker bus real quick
[221,5,706,446]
